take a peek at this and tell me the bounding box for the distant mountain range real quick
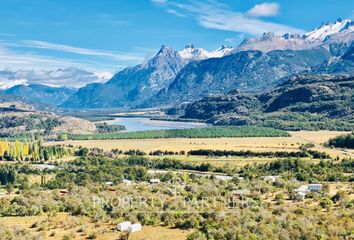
[0,84,76,106]
[61,44,233,108]
[2,19,354,109]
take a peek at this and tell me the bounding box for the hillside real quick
[181,74,354,131]
[2,84,76,106]
[62,45,231,109]
[0,101,96,138]
[150,48,331,106]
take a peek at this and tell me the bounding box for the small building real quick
[122,179,132,185]
[295,191,306,200]
[295,184,322,193]
[117,221,131,231]
[295,185,310,193]
[308,184,322,192]
[105,181,114,186]
[128,223,142,233]
[215,175,233,181]
[231,189,251,195]
[264,175,280,182]
[150,179,160,184]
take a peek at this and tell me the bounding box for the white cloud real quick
[0,45,87,70]
[0,78,27,89]
[166,9,186,18]
[151,0,167,4]
[0,33,15,37]
[2,40,144,62]
[247,2,280,18]
[224,34,248,45]
[0,68,113,89]
[166,1,304,36]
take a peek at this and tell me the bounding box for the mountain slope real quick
[0,101,96,138]
[150,47,331,106]
[62,19,354,110]
[63,44,233,109]
[181,74,354,130]
[62,45,188,108]
[3,84,76,106]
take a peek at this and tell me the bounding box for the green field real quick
[68,126,289,140]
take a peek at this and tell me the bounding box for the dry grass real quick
[0,212,190,240]
[290,131,352,158]
[53,137,302,152]
[47,131,352,160]
[129,225,191,240]
[289,131,350,144]
[0,213,121,240]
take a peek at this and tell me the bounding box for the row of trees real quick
[0,140,37,161]
[187,149,330,159]
[0,140,71,161]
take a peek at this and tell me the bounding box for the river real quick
[107,117,208,132]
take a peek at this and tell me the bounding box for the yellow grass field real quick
[47,131,352,159]
[0,213,190,240]
[130,226,191,240]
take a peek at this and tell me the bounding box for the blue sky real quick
[0,0,353,78]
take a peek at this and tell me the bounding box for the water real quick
[107,117,208,132]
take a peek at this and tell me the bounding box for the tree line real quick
[0,140,71,161]
[327,133,354,149]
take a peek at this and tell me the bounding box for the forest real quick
[67,126,289,140]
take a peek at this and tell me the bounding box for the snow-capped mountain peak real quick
[208,45,233,58]
[305,18,353,42]
[233,32,308,53]
[177,44,234,60]
[177,44,210,61]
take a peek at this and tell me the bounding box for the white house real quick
[231,189,251,195]
[308,184,322,192]
[214,175,233,181]
[117,221,131,231]
[122,179,132,185]
[295,184,322,193]
[264,175,280,182]
[150,179,160,184]
[295,185,310,193]
[128,223,142,233]
[105,181,114,186]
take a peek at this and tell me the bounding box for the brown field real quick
[290,131,353,158]
[0,213,117,240]
[48,131,352,159]
[0,213,189,240]
[130,226,191,240]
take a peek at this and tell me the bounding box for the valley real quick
[0,8,353,240]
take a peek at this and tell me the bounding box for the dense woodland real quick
[68,126,289,140]
[327,133,354,149]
